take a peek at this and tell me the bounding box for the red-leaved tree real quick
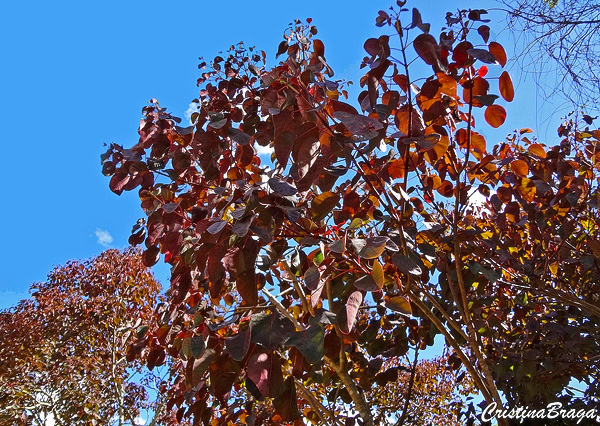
[101,2,600,425]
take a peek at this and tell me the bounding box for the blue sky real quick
[0,0,570,309]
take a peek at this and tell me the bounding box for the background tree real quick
[366,355,477,425]
[0,248,169,426]
[497,0,600,112]
[101,2,600,425]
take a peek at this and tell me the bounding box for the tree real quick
[498,0,600,111]
[0,248,168,426]
[366,354,477,425]
[101,2,600,425]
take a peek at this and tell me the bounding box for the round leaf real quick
[528,143,547,158]
[355,236,389,259]
[392,254,422,276]
[484,105,507,128]
[488,42,507,67]
[311,191,340,222]
[384,296,412,316]
[354,274,380,292]
[511,159,529,177]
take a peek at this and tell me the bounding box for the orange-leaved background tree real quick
[0,249,182,426]
[100,1,600,425]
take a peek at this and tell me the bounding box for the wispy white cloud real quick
[184,101,200,125]
[95,228,114,247]
[256,144,274,157]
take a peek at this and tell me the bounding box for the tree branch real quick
[396,347,419,426]
[324,355,375,426]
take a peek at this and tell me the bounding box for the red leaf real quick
[274,131,295,169]
[452,41,473,68]
[489,42,507,67]
[364,38,380,56]
[414,34,443,72]
[311,191,340,222]
[385,296,412,316]
[247,351,284,398]
[333,111,383,137]
[354,274,380,292]
[478,25,490,43]
[142,246,160,267]
[499,71,514,102]
[484,105,507,128]
[511,159,529,177]
[147,346,166,370]
[272,377,300,421]
[528,143,547,158]
[109,172,130,195]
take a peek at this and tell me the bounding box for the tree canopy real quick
[0,249,167,426]
[99,2,600,425]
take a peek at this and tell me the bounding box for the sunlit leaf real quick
[488,42,507,67]
[499,71,514,102]
[247,351,284,398]
[311,191,340,221]
[344,290,363,333]
[437,180,454,197]
[385,296,412,316]
[511,159,529,177]
[484,105,507,128]
[355,236,389,259]
[372,259,384,288]
[528,143,547,158]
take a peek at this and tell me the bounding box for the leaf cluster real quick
[100,3,600,425]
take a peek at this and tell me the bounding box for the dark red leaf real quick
[477,25,490,43]
[250,312,295,350]
[268,178,298,196]
[274,131,295,169]
[272,377,300,421]
[109,172,130,195]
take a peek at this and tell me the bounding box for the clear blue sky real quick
[0,0,569,309]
